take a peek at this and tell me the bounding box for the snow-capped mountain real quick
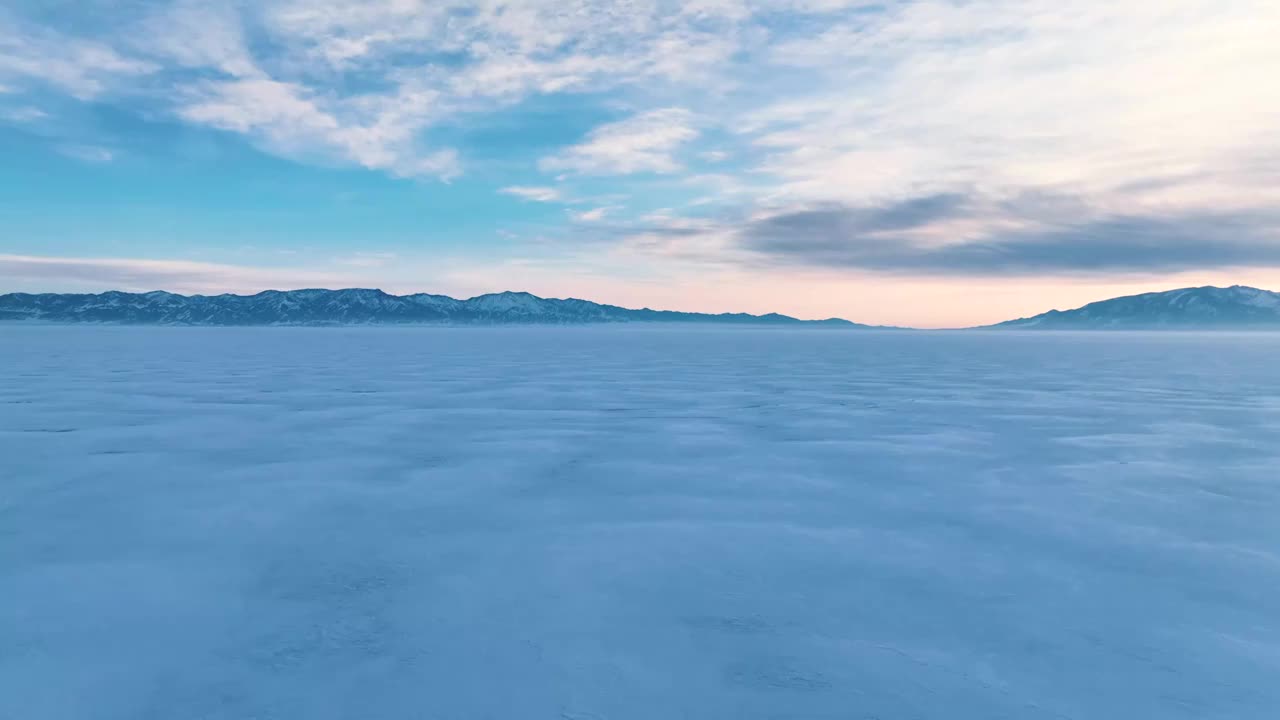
[0,289,868,327]
[991,285,1280,329]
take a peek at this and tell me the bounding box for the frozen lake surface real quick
[3,326,1279,719]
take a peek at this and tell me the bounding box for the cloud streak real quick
[540,108,698,176]
[56,145,116,164]
[0,254,354,295]
[500,186,562,202]
[740,197,1280,274]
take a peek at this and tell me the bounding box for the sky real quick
[1,0,1278,328]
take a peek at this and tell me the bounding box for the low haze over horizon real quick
[2,1,1278,328]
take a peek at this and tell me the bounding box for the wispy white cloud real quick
[178,78,333,136]
[336,251,399,268]
[500,186,562,202]
[57,145,116,164]
[541,108,698,175]
[265,0,742,85]
[1,106,47,123]
[569,207,612,222]
[134,1,259,78]
[177,77,458,178]
[0,17,157,99]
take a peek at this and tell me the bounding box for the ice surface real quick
[2,326,1279,719]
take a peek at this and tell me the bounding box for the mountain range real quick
[2,285,1279,329]
[0,289,867,327]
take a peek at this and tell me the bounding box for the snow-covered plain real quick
[3,326,1279,719]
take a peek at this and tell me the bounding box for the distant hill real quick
[990,286,1280,329]
[0,289,871,327]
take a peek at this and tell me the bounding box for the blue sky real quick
[2,0,1278,327]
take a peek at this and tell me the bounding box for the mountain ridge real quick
[0,288,876,327]
[988,285,1280,329]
